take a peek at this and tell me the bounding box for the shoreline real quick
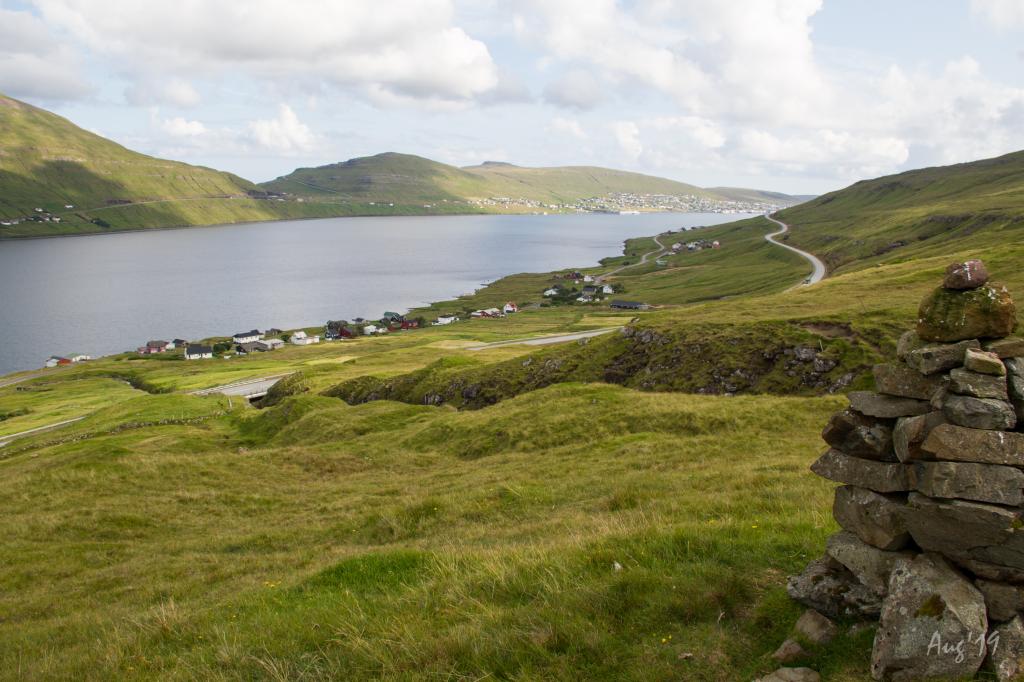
[0,206,764,242]
[0,212,755,377]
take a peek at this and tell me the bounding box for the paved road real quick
[467,327,621,351]
[764,214,827,285]
[598,234,668,281]
[0,416,86,448]
[190,374,292,399]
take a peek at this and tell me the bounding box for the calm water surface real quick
[0,212,751,374]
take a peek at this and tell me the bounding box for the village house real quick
[503,302,518,314]
[470,308,503,318]
[324,320,356,340]
[290,330,320,345]
[363,324,380,335]
[235,341,263,354]
[583,275,594,283]
[381,311,404,324]
[258,338,285,351]
[602,284,615,294]
[45,353,90,367]
[184,344,213,360]
[398,319,420,330]
[543,287,560,297]
[232,330,262,344]
[432,315,459,326]
[582,285,600,297]
[138,340,171,354]
[609,300,651,310]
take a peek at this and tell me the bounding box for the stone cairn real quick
[781,259,1024,681]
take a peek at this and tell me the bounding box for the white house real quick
[258,338,285,351]
[432,315,458,326]
[543,288,559,297]
[602,284,615,294]
[583,275,595,283]
[503,302,519,314]
[185,344,213,360]
[67,354,91,363]
[363,324,379,335]
[290,330,320,345]
[232,329,262,344]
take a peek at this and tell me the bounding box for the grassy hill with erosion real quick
[4,115,1024,677]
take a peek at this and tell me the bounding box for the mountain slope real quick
[262,152,806,207]
[777,150,1024,272]
[0,93,323,235]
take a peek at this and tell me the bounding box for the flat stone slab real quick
[904,493,1024,575]
[873,362,946,400]
[914,460,1024,506]
[907,339,981,375]
[833,485,910,551]
[966,347,1008,376]
[872,553,988,681]
[894,411,946,462]
[922,424,1024,466]
[821,409,894,461]
[826,531,914,596]
[949,367,1009,399]
[944,394,1018,430]
[984,336,1024,358]
[849,391,930,419]
[976,579,1024,623]
[810,449,913,492]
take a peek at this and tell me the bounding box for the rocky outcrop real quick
[789,260,1024,679]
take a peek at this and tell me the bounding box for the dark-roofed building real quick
[232,330,262,343]
[609,300,650,310]
[185,344,213,360]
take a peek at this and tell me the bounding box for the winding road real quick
[467,327,621,351]
[598,234,668,281]
[764,214,826,285]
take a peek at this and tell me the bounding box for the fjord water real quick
[0,212,749,375]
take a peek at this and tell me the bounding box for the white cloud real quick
[31,0,499,106]
[972,0,1024,28]
[126,78,201,108]
[160,116,207,137]
[247,104,315,154]
[549,116,587,139]
[0,8,90,101]
[612,121,642,160]
[543,69,604,110]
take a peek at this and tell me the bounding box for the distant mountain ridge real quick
[0,91,805,238]
[261,151,807,208]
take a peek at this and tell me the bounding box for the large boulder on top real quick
[917,282,1016,343]
[871,553,988,681]
[944,259,989,290]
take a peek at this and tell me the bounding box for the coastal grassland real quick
[0,384,868,680]
[0,376,143,436]
[411,216,808,317]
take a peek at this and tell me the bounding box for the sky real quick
[1,0,1023,195]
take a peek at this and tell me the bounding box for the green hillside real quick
[0,93,330,236]
[261,152,805,208]
[777,149,1024,272]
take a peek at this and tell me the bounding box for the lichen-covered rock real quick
[871,553,988,681]
[848,390,930,419]
[922,424,1024,466]
[943,394,1017,430]
[986,615,1024,681]
[810,448,913,492]
[917,283,1016,343]
[966,347,1009,376]
[903,493,1024,577]
[949,367,1009,399]
[914,460,1024,506]
[893,411,946,462]
[944,259,990,290]
[906,339,981,375]
[787,555,882,619]
[976,580,1024,623]
[795,609,837,645]
[833,485,910,551]
[821,409,894,461]
[826,531,915,596]
[873,362,947,400]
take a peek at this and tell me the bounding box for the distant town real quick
[469,192,786,214]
